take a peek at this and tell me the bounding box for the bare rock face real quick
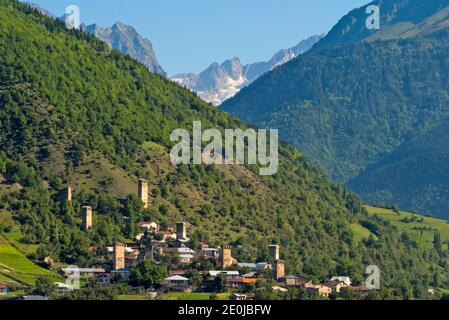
[171,35,323,105]
[85,22,166,77]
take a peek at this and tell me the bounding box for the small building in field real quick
[231,293,247,301]
[163,275,191,292]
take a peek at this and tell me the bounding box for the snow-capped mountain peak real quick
[171,34,324,105]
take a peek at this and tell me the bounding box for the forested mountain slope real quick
[313,0,449,50]
[349,122,449,219]
[223,31,449,183]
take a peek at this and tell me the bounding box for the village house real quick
[177,247,196,255]
[255,262,272,270]
[61,267,106,277]
[307,285,333,298]
[169,270,187,277]
[237,263,257,270]
[330,276,352,287]
[242,271,257,278]
[230,293,248,301]
[107,246,135,255]
[156,230,177,242]
[163,275,191,292]
[208,270,240,278]
[174,238,191,248]
[278,275,313,288]
[272,286,288,293]
[202,248,220,260]
[325,280,349,293]
[137,221,159,232]
[96,274,112,286]
[55,282,74,295]
[350,286,371,298]
[226,277,258,289]
[179,254,195,264]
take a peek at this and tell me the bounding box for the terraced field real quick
[0,235,61,286]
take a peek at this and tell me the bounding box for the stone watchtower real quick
[176,222,187,240]
[268,244,280,261]
[274,260,285,280]
[138,179,149,209]
[66,185,72,202]
[82,206,93,230]
[221,245,234,269]
[113,243,125,270]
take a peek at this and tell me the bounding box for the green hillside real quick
[0,0,448,298]
[0,235,60,286]
[349,123,449,219]
[312,0,449,51]
[364,205,449,250]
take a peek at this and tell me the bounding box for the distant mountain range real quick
[84,22,166,77]
[222,0,449,219]
[171,35,323,105]
[24,2,166,77]
[25,1,321,104]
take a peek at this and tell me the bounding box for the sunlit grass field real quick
[364,205,449,248]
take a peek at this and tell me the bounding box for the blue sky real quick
[24,0,369,75]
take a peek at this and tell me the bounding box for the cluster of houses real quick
[54,180,370,299]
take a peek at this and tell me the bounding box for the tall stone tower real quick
[138,179,149,209]
[268,244,280,261]
[176,222,187,240]
[113,243,125,270]
[274,260,285,280]
[221,245,233,269]
[66,185,72,202]
[82,206,93,230]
